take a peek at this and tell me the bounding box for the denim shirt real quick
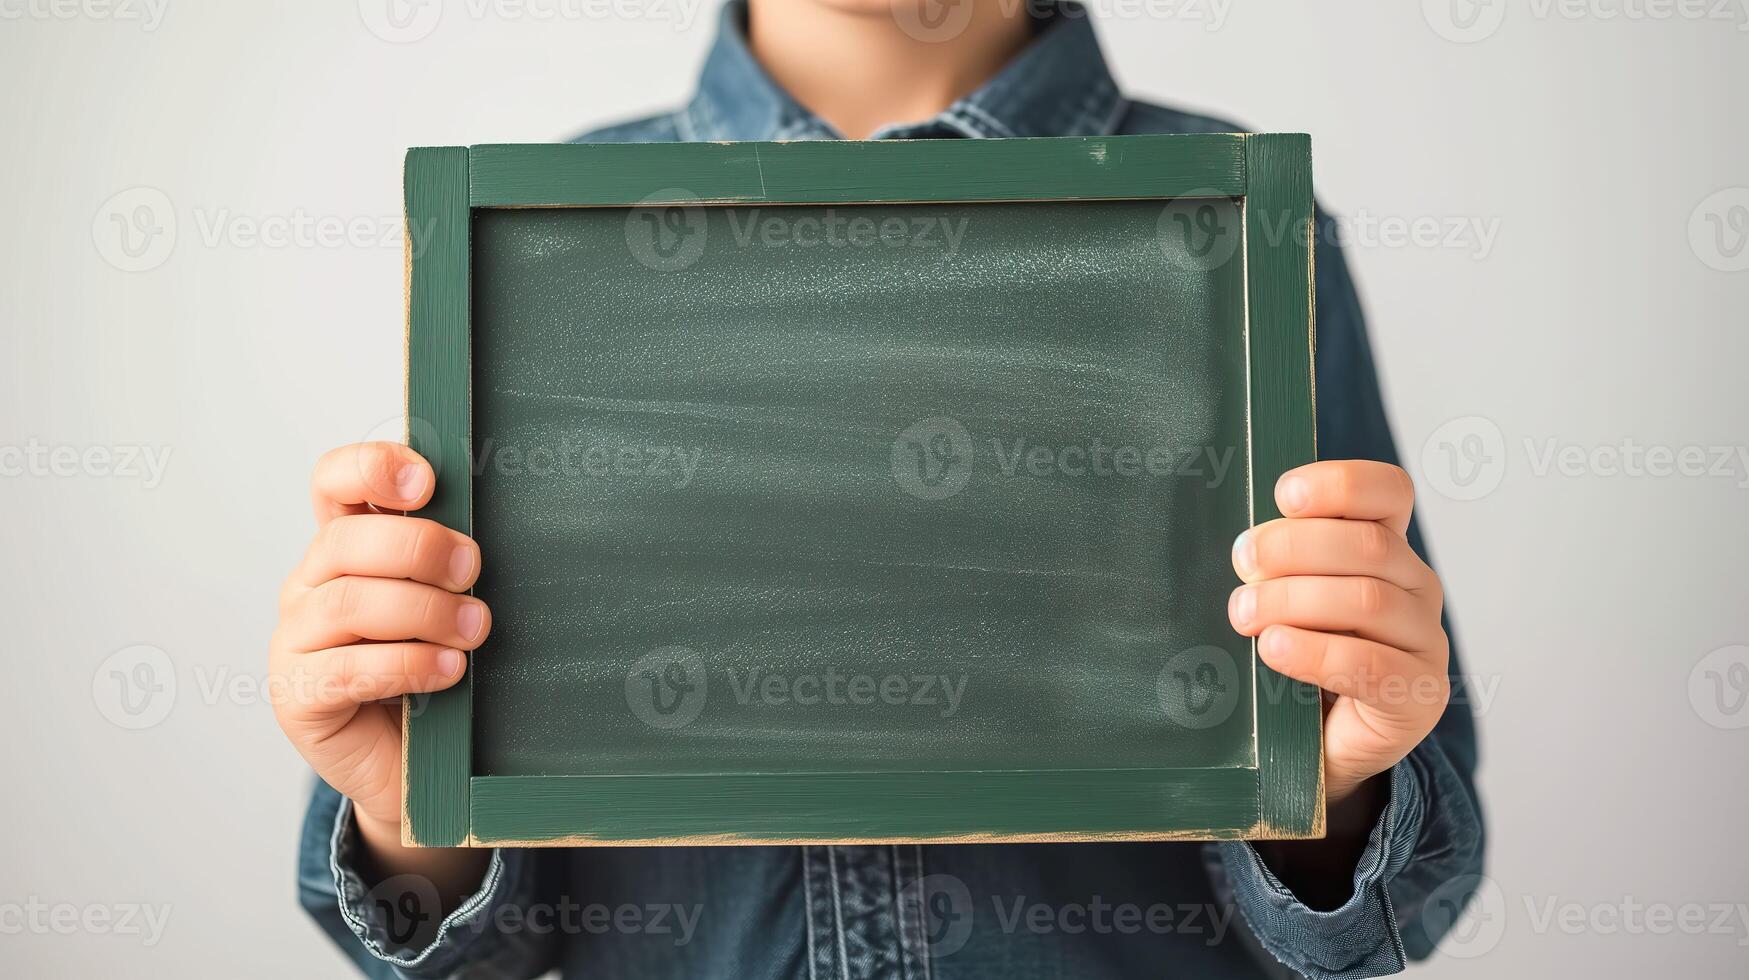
[298,4,1485,977]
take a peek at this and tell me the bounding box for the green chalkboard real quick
[402,135,1321,848]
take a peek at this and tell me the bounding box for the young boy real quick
[274,1,1483,976]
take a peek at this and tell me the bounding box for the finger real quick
[283,576,490,651]
[1233,518,1438,595]
[270,642,467,717]
[311,442,435,525]
[1229,575,1430,652]
[1258,625,1449,719]
[1274,460,1414,535]
[295,514,479,592]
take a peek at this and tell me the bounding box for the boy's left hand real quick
[1229,459,1451,807]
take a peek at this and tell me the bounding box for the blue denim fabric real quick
[299,3,1485,976]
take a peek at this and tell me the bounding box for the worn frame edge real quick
[402,146,475,848]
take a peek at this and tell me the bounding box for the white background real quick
[1,0,1746,976]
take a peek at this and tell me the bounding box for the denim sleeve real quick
[1204,214,1487,979]
[296,779,559,979]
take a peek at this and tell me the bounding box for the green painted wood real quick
[1243,133,1325,838]
[468,134,1247,207]
[469,768,1259,845]
[401,134,1322,844]
[402,146,473,847]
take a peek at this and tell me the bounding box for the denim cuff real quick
[326,796,526,978]
[1207,758,1428,979]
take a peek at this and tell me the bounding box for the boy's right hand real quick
[269,442,491,851]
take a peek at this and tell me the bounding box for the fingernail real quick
[396,464,428,501]
[437,648,464,677]
[1278,476,1309,514]
[1258,627,1288,662]
[1232,531,1256,578]
[1230,587,1256,630]
[457,602,484,643]
[448,547,475,587]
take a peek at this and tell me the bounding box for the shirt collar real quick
[681,0,1126,142]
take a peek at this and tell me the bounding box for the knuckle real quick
[1325,462,1355,507]
[318,577,366,625]
[1297,629,1328,675]
[405,518,441,572]
[1430,671,1453,709]
[316,514,358,560]
[1255,523,1293,575]
[1266,579,1293,622]
[331,647,358,696]
[413,585,445,635]
[1355,576,1386,618]
[357,441,403,493]
[1393,464,1417,510]
[1356,521,1393,567]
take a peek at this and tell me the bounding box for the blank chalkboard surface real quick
[401,135,1321,847]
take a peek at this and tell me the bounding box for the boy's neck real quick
[747,0,1035,139]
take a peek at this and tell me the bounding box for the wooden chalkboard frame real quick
[401,134,1321,848]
